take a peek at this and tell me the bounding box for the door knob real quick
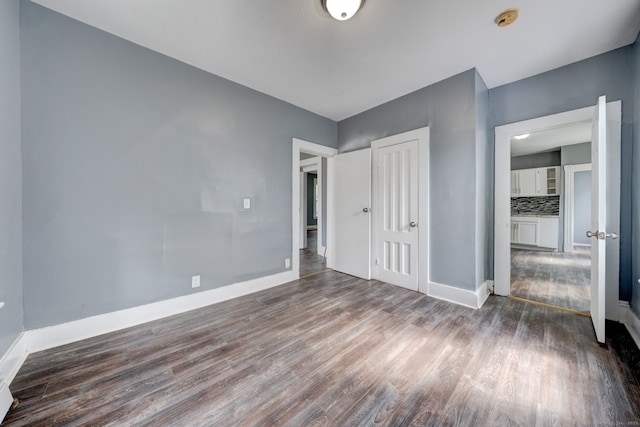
[586,230,618,240]
[362,207,369,213]
[409,221,417,228]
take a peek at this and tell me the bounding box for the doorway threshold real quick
[507,295,591,317]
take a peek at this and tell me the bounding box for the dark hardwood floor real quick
[4,259,639,426]
[511,246,591,312]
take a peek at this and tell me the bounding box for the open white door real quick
[332,149,371,279]
[299,172,307,249]
[588,96,607,343]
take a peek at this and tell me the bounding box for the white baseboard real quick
[621,303,640,350]
[428,281,488,310]
[27,270,297,353]
[478,280,493,308]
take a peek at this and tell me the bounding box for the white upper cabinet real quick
[511,166,561,197]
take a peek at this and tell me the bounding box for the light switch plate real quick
[192,275,200,288]
[243,198,251,209]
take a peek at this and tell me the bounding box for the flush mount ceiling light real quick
[495,8,519,27]
[322,0,364,21]
[513,133,530,140]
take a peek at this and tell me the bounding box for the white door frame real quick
[292,139,337,277]
[563,163,592,253]
[494,101,621,320]
[371,127,430,294]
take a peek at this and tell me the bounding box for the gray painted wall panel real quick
[338,70,479,291]
[21,2,336,328]
[632,32,640,315]
[561,142,591,165]
[511,151,560,170]
[475,71,489,289]
[490,46,634,300]
[0,0,23,357]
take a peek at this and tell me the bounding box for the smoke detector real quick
[496,8,519,27]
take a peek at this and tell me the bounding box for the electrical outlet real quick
[192,275,201,288]
[284,258,290,268]
[243,198,251,209]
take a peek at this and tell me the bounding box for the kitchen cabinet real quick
[511,218,538,246]
[538,217,559,248]
[511,166,561,197]
[511,216,559,249]
[535,166,560,195]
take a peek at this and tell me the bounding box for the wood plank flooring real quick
[299,249,326,277]
[511,246,590,312]
[5,266,639,426]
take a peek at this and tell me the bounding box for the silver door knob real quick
[362,207,369,213]
[586,230,618,240]
[409,221,417,228]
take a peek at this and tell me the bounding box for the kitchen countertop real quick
[511,214,559,218]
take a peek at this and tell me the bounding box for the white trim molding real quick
[428,281,489,310]
[27,270,296,353]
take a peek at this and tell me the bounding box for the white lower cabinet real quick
[511,217,559,250]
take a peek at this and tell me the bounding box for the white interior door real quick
[332,149,371,279]
[375,140,419,291]
[589,95,607,343]
[299,172,306,249]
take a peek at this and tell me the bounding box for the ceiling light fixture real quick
[495,8,519,27]
[322,0,364,21]
[513,133,530,140]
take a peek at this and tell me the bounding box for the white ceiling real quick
[510,120,592,157]
[31,0,640,121]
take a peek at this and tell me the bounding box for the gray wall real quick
[632,31,640,315]
[511,151,561,170]
[489,45,635,300]
[338,69,483,291]
[0,0,23,357]
[573,171,592,246]
[21,2,337,329]
[475,71,490,290]
[306,173,317,226]
[561,142,591,165]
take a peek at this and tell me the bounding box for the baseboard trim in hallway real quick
[507,295,591,317]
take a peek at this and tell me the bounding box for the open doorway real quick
[494,101,622,331]
[299,155,321,255]
[291,139,337,278]
[509,122,592,312]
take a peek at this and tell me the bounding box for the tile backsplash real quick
[511,196,560,216]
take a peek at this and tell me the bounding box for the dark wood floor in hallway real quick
[4,269,639,426]
[511,246,591,312]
